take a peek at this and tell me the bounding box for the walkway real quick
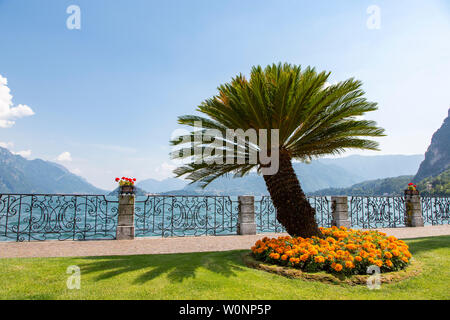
[0,225,449,259]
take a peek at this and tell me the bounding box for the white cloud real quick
[152,162,176,180]
[0,141,32,158]
[56,151,72,162]
[0,141,14,149]
[12,150,32,158]
[70,168,82,175]
[0,75,34,128]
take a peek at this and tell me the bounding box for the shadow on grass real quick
[77,250,248,284]
[406,235,450,256]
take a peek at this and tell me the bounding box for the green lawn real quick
[1,235,449,300]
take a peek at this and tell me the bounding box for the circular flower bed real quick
[251,226,412,276]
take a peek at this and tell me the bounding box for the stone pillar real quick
[116,193,135,240]
[331,196,350,228]
[237,195,256,235]
[404,190,424,227]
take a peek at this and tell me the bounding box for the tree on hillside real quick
[170,63,385,237]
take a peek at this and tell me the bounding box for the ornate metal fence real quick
[134,195,239,237]
[254,196,332,233]
[348,196,406,229]
[421,197,450,225]
[0,194,118,241]
[1,193,448,242]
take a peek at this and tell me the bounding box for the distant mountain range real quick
[137,178,188,194]
[0,147,106,194]
[108,186,148,196]
[157,155,424,196]
[319,155,424,181]
[0,144,434,196]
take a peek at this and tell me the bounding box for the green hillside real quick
[311,175,414,196]
[417,169,450,196]
[312,170,450,197]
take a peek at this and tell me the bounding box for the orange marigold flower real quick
[333,263,343,271]
[314,256,325,263]
[251,229,412,276]
[300,253,309,261]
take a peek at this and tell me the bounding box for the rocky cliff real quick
[414,108,450,181]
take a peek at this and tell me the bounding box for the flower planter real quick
[120,185,135,195]
[404,189,419,196]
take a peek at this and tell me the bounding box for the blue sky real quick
[0,0,449,190]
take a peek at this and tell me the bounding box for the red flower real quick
[133,178,136,181]
[115,178,120,182]
[414,185,417,188]
[408,183,413,186]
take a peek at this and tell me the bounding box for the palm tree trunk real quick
[263,150,320,238]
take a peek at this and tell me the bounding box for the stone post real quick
[116,192,135,240]
[404,190,424,227]
[237,195,256,235]
[331,196,350,228]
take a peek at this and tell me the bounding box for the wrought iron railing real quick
[0,194,118,241]
[134,195,239,237]
[348,196,406,229]
[421,196,450,225]
[1,193,448,242]
[254,196,332,233]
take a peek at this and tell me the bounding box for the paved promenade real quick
[0,225,449,259]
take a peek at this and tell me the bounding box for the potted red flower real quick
[115,177,137,194]
[405,182,419,195]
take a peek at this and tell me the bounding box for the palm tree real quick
[170,63,385,237]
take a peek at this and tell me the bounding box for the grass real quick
[0,235,449,300]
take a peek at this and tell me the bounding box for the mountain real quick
[137,178,188,194]
[160,155,423,196]
[0,147,106,194]
[414,108,450,181]
[311,175,414,196]
[167,161,364,196]
[319,155,424,181]
[108,186,148,196]
[180,173,268,196]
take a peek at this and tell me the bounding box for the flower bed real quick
[251,227,412,276]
